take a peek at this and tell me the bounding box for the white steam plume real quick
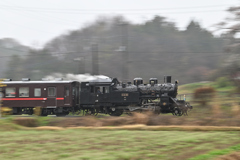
[44,73,110,82]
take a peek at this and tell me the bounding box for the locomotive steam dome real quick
[149,78,158,85]
[133,77,143,86]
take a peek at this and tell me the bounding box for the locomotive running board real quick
[128,103,159,112]
[169,97,184,106]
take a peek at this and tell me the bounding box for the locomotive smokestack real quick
[164,76,171,83]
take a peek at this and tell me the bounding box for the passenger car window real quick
[72,87,75,95]
[34,88,41,97]
[48,87,56,96]
[65,86,69,96]
[19,87,29,97]
[6,87,16,97]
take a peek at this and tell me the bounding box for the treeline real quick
[0,16,228,83]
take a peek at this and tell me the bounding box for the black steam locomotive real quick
[0,76,192,116]
[80,76,192,116]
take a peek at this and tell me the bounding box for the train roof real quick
[134,77,143,80]
[88,78,112,85]
[1,80,79,84]
[89,78,112,83]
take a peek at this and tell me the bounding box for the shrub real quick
[13,117,38,127]
[194,87,216,106]
[216,77,231,88]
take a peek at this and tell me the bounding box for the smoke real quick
[44,73,110,82]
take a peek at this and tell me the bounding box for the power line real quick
[0,6,81,26]
[0,46,226,58]
[0,1,232,43]
[0,4,233,12]
[0,0,232,15]
[0,6,226,15]
[0,17,57,34]
[0,0,86,26]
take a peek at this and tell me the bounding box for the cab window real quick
[104,87,109,93]
[95,86,109,93]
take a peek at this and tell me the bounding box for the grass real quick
[0,129,240,160]
[0,117,23,131]
[178,80,236,95]
[189,143,240,160]
[178,80,240,117]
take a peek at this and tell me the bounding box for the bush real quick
[194,87,216,106]
[13,118,38,127]
[216,77,231,88]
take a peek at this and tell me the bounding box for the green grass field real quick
[0,128,240,160]
[178,79,236,95]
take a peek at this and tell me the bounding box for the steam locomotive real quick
[80,76,192,116]
[0,76,192,116]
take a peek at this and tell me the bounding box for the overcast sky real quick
[0,0,239,47]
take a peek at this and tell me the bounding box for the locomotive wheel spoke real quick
[109,109,123,116]
[173,108,183,116]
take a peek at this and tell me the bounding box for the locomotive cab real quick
[80,78,140,116]
[80,78,112,105]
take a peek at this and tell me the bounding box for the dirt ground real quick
[46,112,240,127]
[216,152,240,160]
[12,112,240,128]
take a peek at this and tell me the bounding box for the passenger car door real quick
[46,87,56,107]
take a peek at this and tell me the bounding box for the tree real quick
[5,55,24,80]
[215,5,240,87]
[186,20,201,33]
[0,38,30,78]
[40,15,225,83]
[216,6,240,54]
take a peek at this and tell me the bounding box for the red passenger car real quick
[0,79,80,116]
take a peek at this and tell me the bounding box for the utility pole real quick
[80,57,85,74]
[120,23,129,82]
[73,57,85,74]
[91,43,99,75]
